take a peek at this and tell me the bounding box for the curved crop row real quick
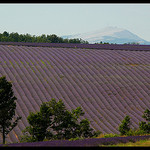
[0,44,150,143]
[0,41,150,51]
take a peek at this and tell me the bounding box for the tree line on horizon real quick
[0,31,141,45]
[0,31,89,44]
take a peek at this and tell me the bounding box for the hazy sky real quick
[0,3,150,41]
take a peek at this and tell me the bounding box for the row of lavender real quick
[0,45,150,143]
[1,41,150,51]
[5,135,150,147]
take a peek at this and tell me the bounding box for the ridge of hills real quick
[62,26,150,44]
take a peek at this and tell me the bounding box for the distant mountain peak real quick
[62,26,150,45]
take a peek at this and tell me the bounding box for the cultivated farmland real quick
[0,43,150,143]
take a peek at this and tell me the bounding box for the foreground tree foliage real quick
[139,109,150,134]
[20,98,100,142]
[118,109,150,137]
[0,76,21,144]
[118,115,131,136]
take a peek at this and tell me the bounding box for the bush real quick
[125,129,146,136]
[69,136,84,141]
[139,122,150,134]
[118,115,131,136]
[139,109,150,134]
[104,133,119,138]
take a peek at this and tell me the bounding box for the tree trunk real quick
[2,127,5,144]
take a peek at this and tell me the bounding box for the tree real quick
[47,34,60,43]
[139,109,150,134]
[142,109,150,122]
[118,115,131,135]
[21,98,100,142]
[9,32,19,42]
[0,76,21,144]
[2,31,9,37]
[24,102,53,142]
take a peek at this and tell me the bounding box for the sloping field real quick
[0,43,150,143]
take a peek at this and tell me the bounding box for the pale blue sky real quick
[0,3,150,41]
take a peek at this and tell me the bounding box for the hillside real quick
[0,43,150,143]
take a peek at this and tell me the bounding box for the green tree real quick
[9,32,19,42]
[0,76,21,144]
[21,98,100,142]
[23,102,53,142]
[47,34,60,43]
[142,109,150,122]
[2,31,9,37]
[118,115,131,135]
[139,109,150,134]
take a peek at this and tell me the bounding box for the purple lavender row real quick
[1,41,150,51]
[4,135,150,147]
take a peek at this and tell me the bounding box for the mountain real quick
[62,26,150,44]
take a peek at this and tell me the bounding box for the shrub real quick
[104,133,119,138]
[118,115,131,136]
[139,109,150,134]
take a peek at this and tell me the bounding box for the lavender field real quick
[0,43,150,143]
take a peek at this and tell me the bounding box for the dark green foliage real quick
[118,115,131,136]
[139,121,150,134]
[139,109,150,134]
[27,103,53,141]
[0,31,89,44]
[0,76,21,144]
[117,109,150,137]
[104,133,120,138]
[95,41,110,44]
[125,128,146,136]
[142,109,150,122]
[21,98,100,142]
